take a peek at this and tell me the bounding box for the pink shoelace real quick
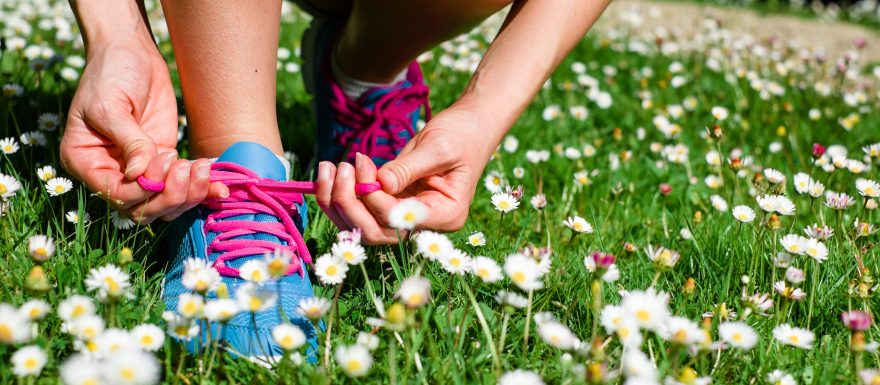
[328,62,431,161]
[137,162,381,278]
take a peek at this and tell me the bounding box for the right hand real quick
[60,35,227,224]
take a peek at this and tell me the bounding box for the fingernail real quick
[197,163,210,179]
[125,156,143,175]
[219,187,230,198]
[162,152,176,173]
[317,162,329,180]
[177,163,191,178]
[355,153,364,171]
[338,162,352,178]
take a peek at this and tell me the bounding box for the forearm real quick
[457,0,611,152]
[69,0,153,54]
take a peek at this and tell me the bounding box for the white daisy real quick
[562,216,593,234]
[395,276,431,308]
[470,256,503,283]
[68,314,104,341]
[804,238,828,262]
[662,316,704,346]
[440,249,472,275]
[239,259,270,284]
[58,295,95,322]
[491,192,519,213]
[164,312,200,340]
[773,324,814,349]
[296,298,331,322]
[356,332,380,351]
[65,210,90,224]
[59,354,101,385]
[780,234,808,255]
[856,179,880,198]
[11,345,47,377]
[27,235,54,262]
[467,231,486,247]
[18,299,49,321]
[84,264,131,302]
[131,324,165,352]
[0,137,20,154]
[272,323,306,351]
[335,344,373,377]
[203,299,240,322]
[731,205,756,223]
[711,106,729,120]
[763,168,786,184]
[110,211,136,230]
[483,171,505,193]
[494,290,529,309]
[102,348,160,385]
[503,253,543,291]
[0,174,22,200]
[388,198,428,230]
[537,321,579,350]
[35,165,56,181]
[177,293,204,319]
[415,231,454,261]
[236,283,277,313]
[0,304,31,344]
[314,254,348,285]
[332,240,367,266]
[622,289,670,332]
[37,113,60,131]
[181,258,221,293]
[719,321,758,350]
[499,369,545,385]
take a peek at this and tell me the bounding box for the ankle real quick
[333,31,410,85]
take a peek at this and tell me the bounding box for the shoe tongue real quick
[216,142,287,181]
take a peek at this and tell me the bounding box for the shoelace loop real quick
[137,163,381,278]
[329,62,431,161]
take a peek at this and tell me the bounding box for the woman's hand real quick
[60,32,226,224]
[315,105,494,244]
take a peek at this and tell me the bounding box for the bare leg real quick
[160,0,284,158]
[327,0,513,83]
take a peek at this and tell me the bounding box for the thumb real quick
[104,114,158,181]
[377,145,452,195]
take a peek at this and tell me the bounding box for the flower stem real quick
[523,289,534,359]
[323,284,343,369]
[459,276,501,370]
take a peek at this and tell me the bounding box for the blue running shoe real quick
[300,12,430,166]
[162,142,318,363]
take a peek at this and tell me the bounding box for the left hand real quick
[314,106,495,244]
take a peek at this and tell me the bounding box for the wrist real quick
[72,0,152,55]
[450,94,512,158]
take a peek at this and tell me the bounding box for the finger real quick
[161,160,212,221]
[141,150,177,188]
[354,152,399,225]
[85,111,160,181]
[207,182,230,199]
[332,162,399,244]
[129,159,192,223]
[315,161,349,230]
[376,142,456,195]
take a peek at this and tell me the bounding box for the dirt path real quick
[595,0,880,63]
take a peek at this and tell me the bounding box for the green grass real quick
[1,1,880,384]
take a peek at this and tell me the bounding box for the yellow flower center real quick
[141,335,154,346]
[280,335,294,348]
[428,244,440,254]
[788,335,799,344]
[0,325,12,342]
[72,305,85,317]
[477,268,489,279]
[450,258,460,267]
[636,310,650,322]
[104,277,120,295]
[618,327,630,338]
[346,359,362,372]
[326,265,338,276]
[498,201,510,210]
[249,297,263,311]
[407,294,423,306]
[343,251,355,262]
[121,368,135,380]
[307,307,320,317]
[0,184,7,194]
[83,379,98,385]
[251,270,263,282]
[29,308,41,318]
[54,185,65,193]
[732,333,743,342]
[174,325,189,336]
[673,330,687,343]
[403,211,416,222]
[24,358,38,369]
[573,223,583,231]
[183,301,198,315]
[512,272,526,284]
